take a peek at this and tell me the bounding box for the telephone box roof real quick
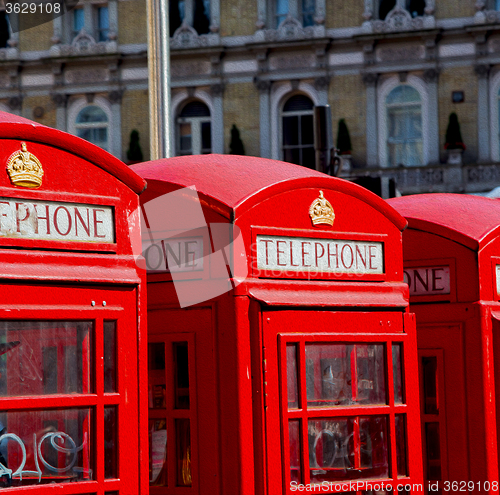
[131,154,407,230]
[0,111,146,194]
[387,193,500,250]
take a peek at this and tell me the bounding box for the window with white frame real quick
[386,85,423,167]
[75,105,109,151]
[0,11,10,48]
[281,94,315,169]
[65,1,112,43]
[176,101,212,156]
[170,0,210,35]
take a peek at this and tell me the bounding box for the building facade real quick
[2,0,500,196]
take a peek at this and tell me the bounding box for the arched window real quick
[75,105,109,150]
[281,94,315,169]
[386,85,423,167]
[176,100,211,155]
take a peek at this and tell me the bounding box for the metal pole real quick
[147,0,172,160]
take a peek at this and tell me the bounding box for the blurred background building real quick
[2,0,500,197]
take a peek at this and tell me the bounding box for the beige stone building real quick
[1,0,500,196]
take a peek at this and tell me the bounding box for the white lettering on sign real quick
[143,237,204,272]
[256,235,384,275]
[404,266,450,296]
[0,198,114,243]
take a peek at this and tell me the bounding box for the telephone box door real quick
[262,309,421,494]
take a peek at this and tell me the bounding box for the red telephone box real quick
[0,111,148,494]
[132,155,423,495]
[387,193,500,494]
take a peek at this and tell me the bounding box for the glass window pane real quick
[104,406,117,479]
[98,6,109,41]
[359,416,389,476]
[393,344,403,404]
[179,123,192,154]
[395,414,407,477]
[287,344,299,409]
[425,422,441,480]
[284,148,300,165]
[175,419,191,487]
[201,121,211,152]
[309,418,354,481]
[0,408,92,486]
[148,343,166,409]
[73,8,84,33]
[289,420,301,483]
[0,321,92,397]
[301,146,315,169]
[356,345,386,404]
[309,417,390,482]
[174,342,189,409]
[301,114,314,145]
[283,115,299,146]
[104,321,116,393]
[422,356,438,415]
[76,106,108,124]
[305,344,386,407]
[149,419,167,486]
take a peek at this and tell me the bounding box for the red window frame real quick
[0,284,139,495]
[275,313,414,494]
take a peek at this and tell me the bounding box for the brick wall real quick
[121,89,150,162]
[438,67,478,163]
[118,0,147,45]
[329,74,367,167]
[19,17,52,52]
[223,82,260,156]
[435,0,475,19]
[220,0,257,36]
[326,1,364,29]
[22,95,57,128]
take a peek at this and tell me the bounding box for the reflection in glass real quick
[0,408,92,487]
[393,344,404,404]
[149,419,167,486]
[287,344,299,409]
[289,420,301,483]
[104,321,116,393]
[395,414,407,477]
[174,342,189,409]
[176,419,191,487]
[306,344,386,407]
[308,416,388,482]
[104,407,117,479]
[0,321,92,397]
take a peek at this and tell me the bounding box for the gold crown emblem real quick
[309,191,335,226]
[6,142,44,188]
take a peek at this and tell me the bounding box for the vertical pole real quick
[147,0,172,160]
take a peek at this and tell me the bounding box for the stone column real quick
[84,4,93,37]
[184,0,194,27]
[210,84,225,154]
[314,76,330,106]
[256,0,267,29]
[52,94,68,131]
[255,78,271,158]
[108,0,119,40]
[108,90,123,159]
[363,73,378,167]
[210,0,220,32]
[475,64,491,163]
[424,68,440,165]
[289,0,299,19]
